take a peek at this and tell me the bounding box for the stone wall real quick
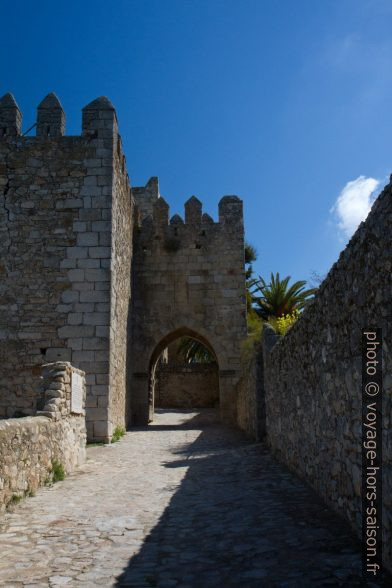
[132,177,160,221]
[0,362,86,512]
[263,182,392,569]
[155,363,219,408]
[236,346,265,441]
[0,92,246,438]
[130,183,247,425]
[0,114,90,417]
[107,135,133,435]
[0,93,132,441]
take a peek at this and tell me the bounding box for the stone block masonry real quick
[0,93,133,442]
[263,181,392,572]
[0,91,246,439]
[155,363,219,408]
[0,362,86,512]
[236,346,265,441]
[130,186,247,425]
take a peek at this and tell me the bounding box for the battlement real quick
[134,187,244,269]
[133,179,243,237]
[0,93,21,136]
[0,92,130,193]
[0,92,119,140]
[37,93,65,137]
[132,177,160,221]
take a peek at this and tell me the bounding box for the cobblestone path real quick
[0,409,370,587]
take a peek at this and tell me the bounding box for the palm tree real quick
[244,241,258,311]
[244,242,263,338]
[244,242,257,279]
[176,337,216,364]
[250,272,316,320]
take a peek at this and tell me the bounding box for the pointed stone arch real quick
[145,327,220,420]
[149,326,218,371]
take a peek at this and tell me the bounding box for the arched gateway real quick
[130,179,247,426]
[148,327,218,418]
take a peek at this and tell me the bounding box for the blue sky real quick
[1,0,391,284]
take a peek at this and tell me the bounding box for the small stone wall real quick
[263,183,392,571]
[236,347,265,440]
[155,363,219,408]
[0,362,86,512]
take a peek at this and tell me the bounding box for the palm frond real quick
[251,272,315,319]
[176,337,216,364]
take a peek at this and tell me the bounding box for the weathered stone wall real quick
[0,362,86,512]
[263,183,392,569]
[107,136,133,434]
[155,363,219,408]
[236,346,265,441]
[0,94,132,441]
[132,177,159,221]
[0,93,246,438]
[129,183,247,425]
[0,127,90,417]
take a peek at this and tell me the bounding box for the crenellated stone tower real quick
[130,180,247,425]
[0,93,247,440]
[0,93,133,441]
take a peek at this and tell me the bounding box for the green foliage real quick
[51,460,65,483]
[7,489,36,509]
[176,337,216,364]
[244,241,259,312]
[10,494,22,504]
[245,241,258,281]
[250,272,316,320]
[111,426,126,443]
[26,484,36,497]
[242,312,263,363]
[247,310,263,336]
[268,310,299,336]
[242,239,263,363]
[245,241,257,265]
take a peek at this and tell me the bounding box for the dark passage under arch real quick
[147,328,219,421]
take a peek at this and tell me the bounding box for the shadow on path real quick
[116,410,378,587]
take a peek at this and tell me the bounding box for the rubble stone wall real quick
[0,362,86,512]
[236,347,265,441]
[263,183,392,569]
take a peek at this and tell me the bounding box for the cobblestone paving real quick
[0,409,376,587]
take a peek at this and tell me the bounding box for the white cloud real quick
[330,176,379,238]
